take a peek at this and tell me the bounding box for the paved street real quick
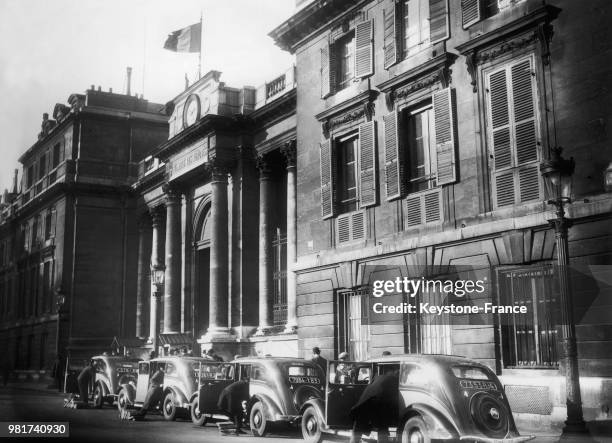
[1,386,610,443]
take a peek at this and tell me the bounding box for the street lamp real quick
[540,147,588,435]
[150,265,165,354]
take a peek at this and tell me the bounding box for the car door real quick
[325,361,373,428]
[198,362,237,413]
[135,362,150,403]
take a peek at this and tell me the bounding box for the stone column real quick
[163,184,181,334]
[148,207,165,346]
[135,213,152,338]
[282,140,298,333]
[255,155,273,335]
[208,166,230,335]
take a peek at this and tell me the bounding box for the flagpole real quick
[198,11,203,79]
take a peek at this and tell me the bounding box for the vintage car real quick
[116,356,206,420]
[91,355,140,408]
[188,361,237,426]
[300,354,534,443]
[195,356,325,436]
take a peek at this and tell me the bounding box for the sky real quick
[0,0,296,192]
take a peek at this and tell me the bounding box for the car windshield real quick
[451,365,491,380]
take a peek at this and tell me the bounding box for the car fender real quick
[164,386,189,408]
[95,379,110,397]
[248,393,283,422]
[118,383,136,404]
[300,397,324,419]
[400,404,459,440]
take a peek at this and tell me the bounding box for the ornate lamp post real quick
[540,147,588,435]
[150,265,165,354]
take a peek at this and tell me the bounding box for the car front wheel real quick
[117,388,130,414]
[402,416,431,443]
[301,406,323,443]
[162,392,177,421]
[190,396,208,426]
[249,402,269,437]
[93,384,104,409]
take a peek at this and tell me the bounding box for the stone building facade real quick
[270,0,611,427]
[0,87,167,376]
[133,68,298,360]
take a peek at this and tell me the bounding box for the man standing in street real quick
[311,347,327,375]
[131,363,165,421]
[51,354,64,392]
[77,360,95,408]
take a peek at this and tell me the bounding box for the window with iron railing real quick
[499,265,559,368]
[272,228,287,327]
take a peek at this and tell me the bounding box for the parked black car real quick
[301,354,534,443]
[91,355,139,408]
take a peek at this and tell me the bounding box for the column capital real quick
[149,206,165,227]
[137,212,152,231]
[281,139,297,169]
[205,162,231,183]
[255,153,273,179]
[162,183,182,204]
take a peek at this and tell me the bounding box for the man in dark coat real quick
[348,369,399,443]
[131,364,165,420]
[51,354,64,392]
[310,347,327,375]
[217,379,249,435]
[77,360,96,408]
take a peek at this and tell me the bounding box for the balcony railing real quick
[255,66,296,109]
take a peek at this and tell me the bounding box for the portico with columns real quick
[132,69,298,358]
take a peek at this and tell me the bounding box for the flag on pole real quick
[164,22,202,53]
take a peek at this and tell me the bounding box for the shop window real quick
[336,288,370,361]
[484,55,541,208]
[383,0,449,69]
[498,265,559,368]
[321,20,373,97]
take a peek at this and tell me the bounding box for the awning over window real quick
[158,333,193,347]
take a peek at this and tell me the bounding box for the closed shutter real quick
[487,56,540,208]
[321,45,331,98]
[405,195,422,227]
[461,0,481,28]
[433,88,458,185]
[383,112,403,200]
[359,121,377,208]
[352,211,366,240]
[355,20,374,78]
[405,189,442,227]
[336,211,366,244]
[383,6,397,69]
[424,191,441,223]
[337,214,351,243]
[429,0,449,44]
[320,140,335,218]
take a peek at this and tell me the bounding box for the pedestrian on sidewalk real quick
[51,354,65,392]
[77,360,95,408]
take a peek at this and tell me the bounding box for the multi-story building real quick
[270,0,611,428]
[133,68,298,359]
[0,86,167,377]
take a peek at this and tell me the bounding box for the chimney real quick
[12,169,18,194]
[109,87,113,93]
[97,86,101,91]
[126,67,132,96]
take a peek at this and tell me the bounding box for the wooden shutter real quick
[433,88,458,185]
[461,0,481,28]
[359,121,377,208]
[321,45,331,98]
[320,140,335,218]
[355,20,374,78]
[429,0,449,44]
[511,58,538,166]
[405,196,422,227]
[383,112,403,200]
[383,6,397,69]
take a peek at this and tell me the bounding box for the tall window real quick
[499,265,559,368]
[485,55,541,208]
[26,165,34,189]
[52,143,61,169]
[403,0,430,58]
[337,288,370,361]
[404,104,437,193]
[272,228,287,327]
[462,0,527,27]
[336,32,355,91]
[337,134,359,213]
[44,211,53,240]
[419,287,452,354]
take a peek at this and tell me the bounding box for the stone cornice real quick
[376,53,456,109]
[249,89,296,128]
[315,90,377,136]
[269,0,369,53]
[254,128,297,156]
